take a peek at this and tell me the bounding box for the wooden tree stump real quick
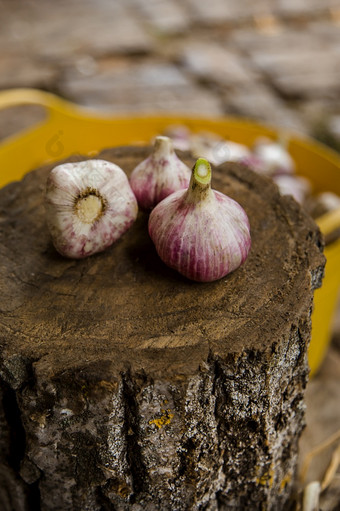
[0,146,324,511]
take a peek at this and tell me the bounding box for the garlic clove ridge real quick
[130,135,191,210]
[148,158,251,282]
[45,159,138,258]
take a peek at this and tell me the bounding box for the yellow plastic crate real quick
[1,88,339,376]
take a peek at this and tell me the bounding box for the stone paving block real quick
[222,81,306,132]
[178,41,258,86]
[308,20,340,45]
[230,27,340,99]
[238,0,281,19]
[274,69,340,100]
[0,105,47,141]
[251,48,340,99]
[128,0,190,34]
[58,1,153,58]
[0,56,58,90]
[59,61,224,115]
[275,0,339,17]
[0,0,152,59]
[185,0,274,25]
[229,26,325,53]
[185,0,240,25]
[251,47,338,77]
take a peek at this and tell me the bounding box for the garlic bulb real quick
[316,192,340,213]
[273,174,311,204]
[252,137,295,176]
[191,132,250,165]
[163,125,191,152]
[148,158,251,282]
[45,159,138,258]
[211,140,250,165]
[130,135,191,210]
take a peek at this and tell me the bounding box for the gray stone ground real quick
[0,0,340,508]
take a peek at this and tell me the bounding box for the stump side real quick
[0,146,325,510]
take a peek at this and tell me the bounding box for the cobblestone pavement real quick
[1,0,340,135]
[0,0,340,508]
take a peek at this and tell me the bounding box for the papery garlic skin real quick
[212,140,250,164]
[190,132,250,166]
[316,192,340,213]
[130,136,191,210]
[45,159,138,258]
[273,174,311,204]
[252,137,295,176]
[148,158,251,282]
[163,125,191,152]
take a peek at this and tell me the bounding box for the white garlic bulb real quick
[316,192,340,213]
[130,135,191,210]
[163,125,192,152]
[252,137,295,176]
[273,174,311,204]
[192,134,250,165]
[211,140,251,165]
[45,159,138,258]
[148,158,251,282]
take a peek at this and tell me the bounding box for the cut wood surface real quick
[0,146,324,510]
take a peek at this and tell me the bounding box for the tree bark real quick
[0,146,324,510]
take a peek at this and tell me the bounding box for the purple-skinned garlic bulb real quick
[148,157,251,282]
[45,159,138,258]
[130,135,191,210]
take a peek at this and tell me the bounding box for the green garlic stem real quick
[185,157,213,204]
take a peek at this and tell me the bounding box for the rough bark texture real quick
[0,146,324,510]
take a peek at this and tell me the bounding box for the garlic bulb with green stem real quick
[45,159,138,258]
[130,135,191,210]
[148,158,251,282]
